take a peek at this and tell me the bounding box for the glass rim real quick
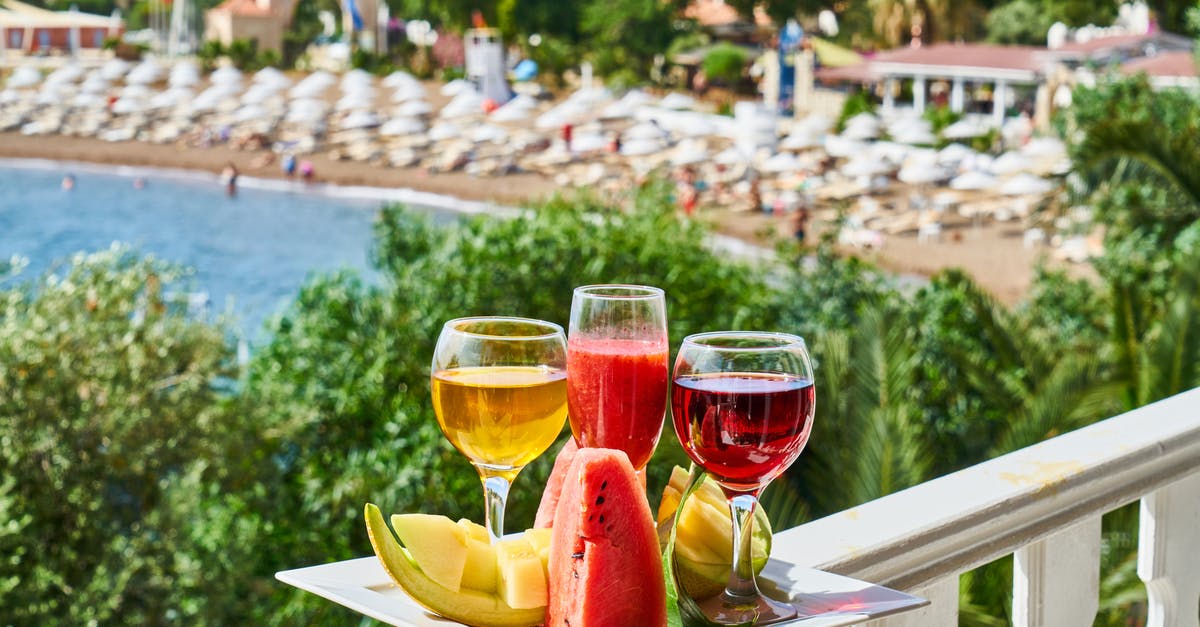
[680,330,807,352]
[442,316,564,341]
[572,284,665,300]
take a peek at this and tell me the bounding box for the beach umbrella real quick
[0,89,21,104]
[1021,136,1066,159]
[488,93,536,121]
[440,79,471,97]
[658,92,696,110]
[391,82,426,102]
[126,60,163,85]
[469,123,508,143]
[625,121,668,141]
[335,92,375,112]
[570,132,609,152]
[290,71,335,98]
[941,118,989,139]
[824,134,864,158]
[46,64,84,86]
[999,173,1054,196]
[892,126,937,145]
[841,123,878,141]
[234,103,269,122]
[841,156,893,178]
[121,84,153,99]
[71,93,105,108]
[79,73,110,95]
[441,89,485,119]
[383,70,421,89]
[111,97,146,114]
[780,128,822,151]
[950,170,999,190]
[394,100,433,117]
[100,58,131,81]
[990,151,1032,175]
[762,151,802,173]
[341,68,374,88]
[209,65,243,87]
[285,98,327,123]
[794,112,833,135]
[340,110,381,130]
[429,122,462,141]
[253,67,290,88]
[149,88,192,110]
[713,147,749,165]
[621,138,665,156]
[937,143,975,166]
[868,141,911,165]
[241,84,282,105]
[898,164,949,184]
[7,66,42,89]
[379,116,426,136]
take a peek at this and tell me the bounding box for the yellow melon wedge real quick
[364,504,544,627]
[459,536,498,594]
[495,537,548,610]
[457,518,490,544]
[390,513,468,592]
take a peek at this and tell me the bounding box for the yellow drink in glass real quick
[432,365,567,477]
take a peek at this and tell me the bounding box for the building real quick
[0,0,121,54]
[812,32,1196,126]
[203,0,296,55]
[1120,50,1198,90]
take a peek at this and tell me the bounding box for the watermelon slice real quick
[534,438,579,528]
[546,448,667,627]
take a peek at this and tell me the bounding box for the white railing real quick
[773,387,1200,627]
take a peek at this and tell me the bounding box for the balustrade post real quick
[1138,471,1200,627]
[864,577,958,627]
[1013,515,1101,627]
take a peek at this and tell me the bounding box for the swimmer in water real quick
[221,163,239,197]
[61,174,75,190]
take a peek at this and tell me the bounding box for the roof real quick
[1121,51,1197,78]
[871,43,1045,73]
[0,0,117,28]
[209,0,273,17]
[684,0,771,29]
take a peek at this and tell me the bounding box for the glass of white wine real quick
[431,316,568,543]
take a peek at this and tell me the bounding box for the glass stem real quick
[481,473,511,545]
[726,493,760,599]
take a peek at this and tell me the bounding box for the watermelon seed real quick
[600,481,607,489]
[595,495,606,505]
[571,551,584,559]
[598,514,605,523]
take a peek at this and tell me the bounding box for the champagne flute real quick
[671,332,816,625]
[432,316,568,544]
[567,285,669,472]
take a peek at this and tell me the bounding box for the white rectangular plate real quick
[277,556,928,626]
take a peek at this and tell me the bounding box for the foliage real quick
[701,43,748,86]
[986,0,1052,45]
[523,35,577,88]
[922,103,960,135]
[0,247,238,624]
[579,0,682,81]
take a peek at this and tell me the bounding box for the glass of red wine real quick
[671,331,816,625]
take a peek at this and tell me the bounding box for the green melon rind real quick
[363,504,544,627]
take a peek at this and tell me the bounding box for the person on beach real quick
[299,160,315,183]
[221,163,239,197]
[282,154,297,178]
[792,207,810,245]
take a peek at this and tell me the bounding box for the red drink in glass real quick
[671,372,815,492]
[567,336,669,471]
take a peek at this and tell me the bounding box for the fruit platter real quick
[276,289,929,626]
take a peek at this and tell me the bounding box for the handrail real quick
[772,387,1200,591]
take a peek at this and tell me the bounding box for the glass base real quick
[695,590,798,625]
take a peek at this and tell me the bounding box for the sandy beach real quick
[0,131,1090,304]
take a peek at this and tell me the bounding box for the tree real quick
[0,248,238,624]
[987,0,1053,45]
[580,0,682,81]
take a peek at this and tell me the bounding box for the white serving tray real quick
[277,555,928,626]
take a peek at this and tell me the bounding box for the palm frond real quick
[1078,116,1200,211]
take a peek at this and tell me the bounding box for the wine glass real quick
[671,331,816,625]
[567,285,669,473]
[431,316,568,544]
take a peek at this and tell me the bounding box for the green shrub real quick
[701,42,748,85]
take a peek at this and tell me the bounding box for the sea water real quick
[0,160,459,339]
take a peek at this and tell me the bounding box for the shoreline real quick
[0,132,1087,304]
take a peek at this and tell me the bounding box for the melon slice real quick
[460,536,498,593]
[457,518,490,544]
[547,448,667,627]
[534,437,579,528]
[495,537,548,610]
[390,513,468,592]
[364,504,544,627]
[523,528,553,570]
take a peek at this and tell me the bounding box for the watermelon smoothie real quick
[567,336,669,470]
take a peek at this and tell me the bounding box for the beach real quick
[0,129,1092,304]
